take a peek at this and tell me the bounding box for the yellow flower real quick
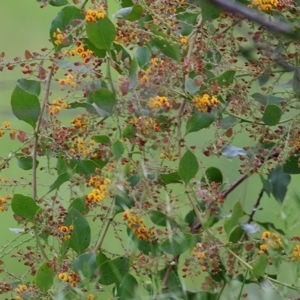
[2,121,10,128]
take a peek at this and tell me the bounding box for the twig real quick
[93,201,115,253]
[247,187,264,224]
[222,173,249,199]
[177,16,202,159]
[211,0,298,39]
[31,65,54,262]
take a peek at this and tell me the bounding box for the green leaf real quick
[73,253,97,278]
[49,0,68,6]
[220,116,238,129]
[252,93,284,106]
[255,221,285,235]
[199,0,222,22]
[150,211,177,227]
[116,274,139,299]
[113,5,143,21]
[112,140,125,160]
[151,25,180,61]
[50,6,84,50]
[160,233,196,255]
[92,135,111,144]
[224,201,244,236]
[159,268,183,295]
[177,12,198,36]
[258,71,270,86]
[16,155,38,171]
[252,255,268,278]
[65,208,91,254]
[69,197,89,215]
[92,88,116,116]
[11,85,41,128]
[215,70,236,86]
[83,38,106,58]
[228,225,244,243]
[178,149,199,185]
[283,155,300,174]
[99,257,130,285]
[115,194,135,214]
[17,79,41,96]
[185,77,200,95]
[202,167,223,184]
[159,172,182,185]
[268,166,291,203]
[136,46,151,69]
[69,159,107,176]
[261,104,282,126]
[86,17,116,50]
[122,124,137,138]
[127,174,140,187]
[260,174,272,197]
[35,261,55,293]
[11,194,40,221]
[96,251,110,268]
[186,111,215,135]
[49,172,73,193]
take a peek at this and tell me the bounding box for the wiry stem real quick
[32,65,54,262]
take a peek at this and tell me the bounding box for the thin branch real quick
[247,187,264,224]
[222,173,249,199]
[93,201,115,254]
[32,64,54,201]
[177,16,202,158]
[211,0,299,39]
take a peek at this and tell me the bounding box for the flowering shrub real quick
[1,0,300,299]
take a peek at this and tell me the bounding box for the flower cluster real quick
[160,148,176,161]
[53,28,67,46]
[291,244,300,261]
[69,42,94,62]
[85,7,106,22]
[191,243,206,260]
[0,121,10,137]
[148,96,171,110]
[0,195,10,212]
[86,175,110,207]
[71,115,88,132]
[70,137,95,157]
[115,28,136,46]
[250,0,278,10]
[259,231,282,254]
[58,224,74,241]
[58,74,76,89]
[48,98,68,116]
[193,94,220,113]
[123,210,156,242]
[14,284,36,300]
[130,117,160,137]
[146,57,165,75]
[58,271,81,287]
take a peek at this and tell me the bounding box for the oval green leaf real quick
[178,149,199,185]
[50,5,84,51]
[86,17,116,50]
[73,253,97,278]
[35,261,55,293]
[11,85,41,128]
[185,111,215,135]
[112,140,125,160]
[261,104,282,126]
[17,79,41,96]
[92,88,117,116]
[99,257,130,285]
[11,194,40,221]
[65,208,91,255]
[202,167,223,184]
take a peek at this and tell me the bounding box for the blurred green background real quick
[1,1,300,299]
